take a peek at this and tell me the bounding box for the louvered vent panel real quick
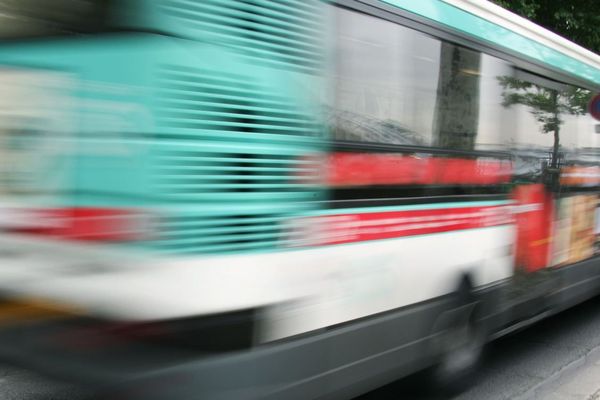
[156,65,320,139]
[151,65,322,254]
[160,0,325,74]
[153,141,319,253]
[155,213,301,254]
[154,64,321,201]
[155,148,319,202]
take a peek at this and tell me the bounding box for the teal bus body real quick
[0,31,325,254]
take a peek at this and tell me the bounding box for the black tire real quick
[429,283,487,395]
[431,314,485,394]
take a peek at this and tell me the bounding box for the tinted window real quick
[331,8,597,156]
[496,70,597,175]
[331,7,519,151]
[331,7,440,147]
[330,7,599,181]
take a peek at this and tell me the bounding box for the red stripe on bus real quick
[311,205,513,245]
[10,208,144,242]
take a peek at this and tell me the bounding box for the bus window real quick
[330,7,515,154]
[497,71,596,181]
[554,84,597,160]
[331,7,440,147]
[476,54,516,152]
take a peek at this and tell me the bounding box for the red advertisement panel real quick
[513,184,553,273]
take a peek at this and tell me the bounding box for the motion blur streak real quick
[0,298,79,325]
[0,1,598,400]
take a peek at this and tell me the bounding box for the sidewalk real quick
[527,347,600,399]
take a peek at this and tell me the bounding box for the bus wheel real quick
[430,293,486,393]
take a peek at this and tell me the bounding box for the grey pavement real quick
[456,295,600,400]
[0,366,81,400]
[531,346,600,400]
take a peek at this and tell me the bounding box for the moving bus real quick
[0,0,598,398]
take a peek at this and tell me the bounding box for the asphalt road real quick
[358,294,600,400]
[0,368,80,400]
[3,295,600,400]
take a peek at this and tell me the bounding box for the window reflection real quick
[497,72,594,183]
[331,7,440,146]
[329,5,598,186]
[433,43,481,151]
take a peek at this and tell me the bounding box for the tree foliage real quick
[498,77,590,135]
[492,0,600,54]
[498,76,592,172]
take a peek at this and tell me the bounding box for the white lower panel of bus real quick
[261,224,514,340]
[0,225,514,340]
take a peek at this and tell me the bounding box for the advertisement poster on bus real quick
[594,199,600,255]
[552,195,597,266]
